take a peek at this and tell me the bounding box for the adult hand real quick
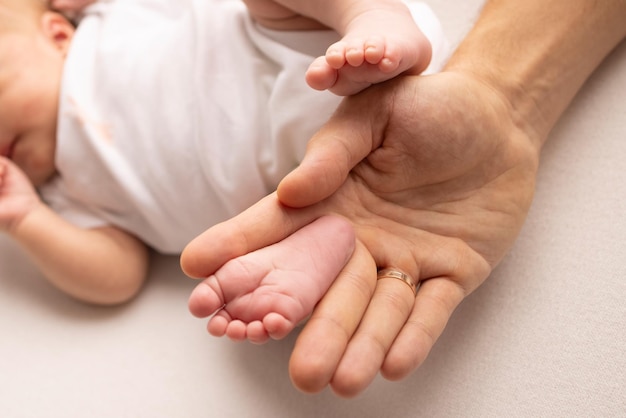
[182,69,541,396]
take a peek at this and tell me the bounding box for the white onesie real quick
[40,0,449,254]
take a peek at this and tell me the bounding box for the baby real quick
[0,0,445,342]
[52,0,433,96]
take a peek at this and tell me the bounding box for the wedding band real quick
[377,268,419,296]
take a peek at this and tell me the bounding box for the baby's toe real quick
[306,56,338,91]
[364,36,385,64]
[246,322,271,344]
[207,311,230,337]
[225,320,248,341]
[264,313,295,340]
[345,43,366,66]
[188,278,225,318]
[325,42,348,69]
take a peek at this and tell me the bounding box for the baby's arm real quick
[49,0,97,12]
[49,0,97,21]
[0,158,149,305]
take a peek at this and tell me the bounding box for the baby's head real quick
[0,0,74,186]
[0,0,46,27]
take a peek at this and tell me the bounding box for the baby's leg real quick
[188,216,355,343]
[242,0,327,31]
[50,0,97,15]
[243,0,432,95]
[305,2,432,95]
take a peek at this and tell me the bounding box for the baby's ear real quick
[40,12,75,56]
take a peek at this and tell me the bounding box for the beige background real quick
[1,1,625,416]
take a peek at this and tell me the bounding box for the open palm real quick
[182,71,541,396]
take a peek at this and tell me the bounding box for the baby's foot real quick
[188,216,355,343]
[305,7,432,95]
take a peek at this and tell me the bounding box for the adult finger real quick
[327,267,419,398]
[277,85,393,208]
[380,278,466,380]
[289,242,377,393]
[381,243,491,380]
[180,192,317,279]
[326,228,491,397]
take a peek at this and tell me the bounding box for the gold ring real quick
[377,268,419,296]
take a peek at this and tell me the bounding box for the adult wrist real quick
[442,23,553,152]
[443,0,626,151]
[443,56,545,155]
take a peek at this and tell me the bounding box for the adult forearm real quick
[445,0,626,147]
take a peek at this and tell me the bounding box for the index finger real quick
[180,192,319,279]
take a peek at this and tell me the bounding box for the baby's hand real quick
[50,0,97,16]
[0,157,43,234]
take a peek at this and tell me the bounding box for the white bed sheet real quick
[1,1,625,416]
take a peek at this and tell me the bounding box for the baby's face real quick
[0,12,74,186]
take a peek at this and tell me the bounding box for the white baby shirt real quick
[40,0,448,254]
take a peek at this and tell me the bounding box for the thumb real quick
[277,86,392,208]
